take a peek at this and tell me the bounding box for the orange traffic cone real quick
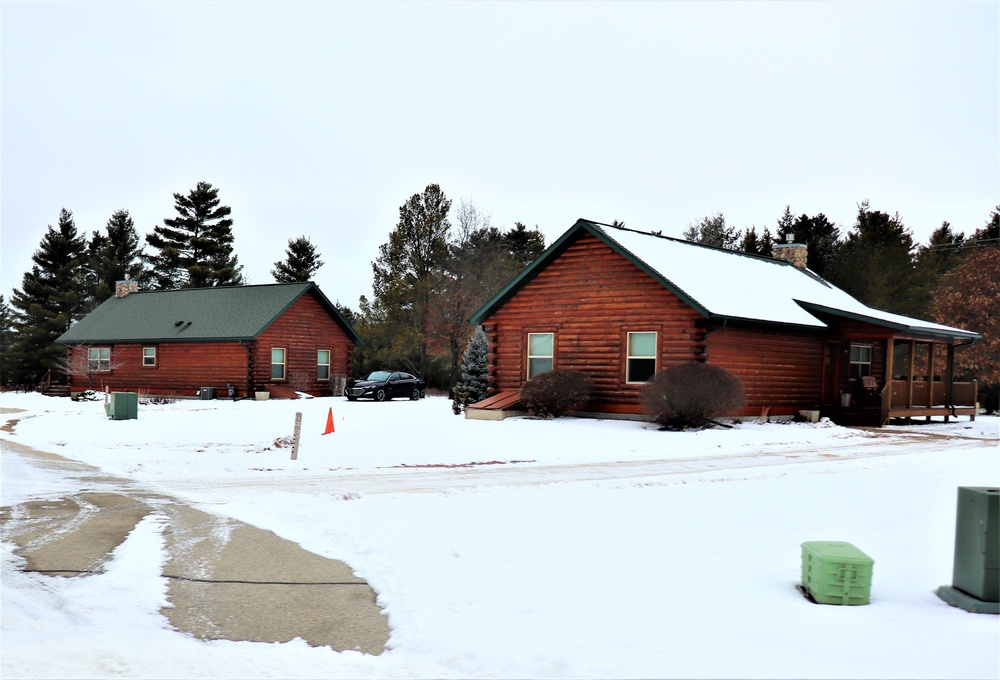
[323,407,335,435]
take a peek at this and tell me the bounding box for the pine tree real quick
[739,226,774,256]
[828,201,916,315]
[145,181,245,289]
[457,326,489,409]
[271,236,325,282]
[368,184,452,379]
[0,295,14,387]
[8,209,90,385]
[88,209,146,304]
[683,213,739,250]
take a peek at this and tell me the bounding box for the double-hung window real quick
[271,348,286,380]
[527,333,554,379]
[626,332,657,383]
[317,350,331,381]
[88,347,111,372]
[142,347,156,367]
[849,344,872,380]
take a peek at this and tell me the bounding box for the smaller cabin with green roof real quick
[56,281,360,399]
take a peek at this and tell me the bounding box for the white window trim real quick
[142,347,157,367]
[626,331,657,384]
[526,332,554,380]
[88,347,111,372]
[317,349,331,381]
[849,343,872,380]
[271,347,287,381]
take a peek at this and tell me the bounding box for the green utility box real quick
[951,487,999,602]
[105,391,138,420]
[801,541,873,605]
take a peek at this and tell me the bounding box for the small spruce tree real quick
[456,327,489,411]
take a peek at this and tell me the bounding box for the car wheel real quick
[375,389,387,402]
[410,388,420,400]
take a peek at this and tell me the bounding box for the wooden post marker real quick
[291,412,302,460]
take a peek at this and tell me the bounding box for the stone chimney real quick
[115,280,139,298]
[772,234,808,269]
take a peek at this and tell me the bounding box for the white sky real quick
[2,1,997,311]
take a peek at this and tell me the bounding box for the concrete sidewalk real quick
[1,438,389,655]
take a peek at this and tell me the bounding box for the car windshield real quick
[365,371,392,381]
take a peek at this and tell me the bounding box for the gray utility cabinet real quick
[106,391,138,420]
[952,486,1000,602]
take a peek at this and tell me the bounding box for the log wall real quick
[66,292,354,398]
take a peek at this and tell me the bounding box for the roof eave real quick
[795,301,981,342]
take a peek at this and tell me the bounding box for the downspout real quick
[948,337,979,416]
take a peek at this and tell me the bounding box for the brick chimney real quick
[115,280,139,298]
[772,234,808,269]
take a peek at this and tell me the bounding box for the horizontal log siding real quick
[485,232,702,410]
[66,292,354,398]
[706,327,823,415]
[253,294,354,395]
[67,341,247,397]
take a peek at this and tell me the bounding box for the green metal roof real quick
[57,282,363,345]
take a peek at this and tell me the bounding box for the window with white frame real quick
[526,332,554,379]
[317,350,331,380]
[626,332,657,383]
[271,347,286,380]
[142,347,156,367]
[87,347,111,372]
[849,344,872,380]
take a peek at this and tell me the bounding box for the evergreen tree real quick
[969,205,999,247]
[145,181,244,289]
[683,213,739,250]
[827,201,917,315]
[504,222,546,267]
[911,221,966,318]
[0,295,14,387]
[739,226,774,256]
[88,209,146,304]
[456,326,489,409]
[776,212,841,278]
[271,235,324,282]
[8,209,90,385]
[368,184,452,379]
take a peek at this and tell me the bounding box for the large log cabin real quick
[468,219,980,426]
[57,281,360,399]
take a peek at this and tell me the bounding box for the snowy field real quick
[2,391,998,679]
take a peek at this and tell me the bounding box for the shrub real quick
[520,370,594,418]
[640,362,746,429]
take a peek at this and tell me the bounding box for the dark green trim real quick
[795,301,980,342]
[469,218,715,324]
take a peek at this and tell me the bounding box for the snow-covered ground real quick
[2,391,998,679]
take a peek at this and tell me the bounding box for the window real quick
[527,333,554,379]
[271,348,286,380]
[142,347,156,367]
[317,350,331,380]
[87,347,111,372]
[849,344,872,380]
[626,332,657,383]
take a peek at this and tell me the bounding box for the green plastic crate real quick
[801,541,873,605]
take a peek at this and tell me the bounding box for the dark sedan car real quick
[344,371,426,401]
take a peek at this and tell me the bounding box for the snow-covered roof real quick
[471,219,979,341]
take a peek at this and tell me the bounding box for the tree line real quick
[1,182,996,410]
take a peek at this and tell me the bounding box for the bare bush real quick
[520,370,594,418]
[640,363,746,429]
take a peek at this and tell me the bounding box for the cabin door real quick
[821,342,840,405]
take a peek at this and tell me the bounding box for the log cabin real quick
[56,281,361,399]
[467,219,980,426]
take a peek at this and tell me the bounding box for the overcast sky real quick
[2,1,997,310]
